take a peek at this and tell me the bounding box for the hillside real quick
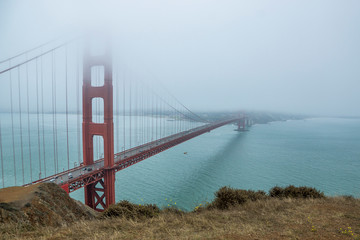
[0,183,97,228]
[1,184,359,239]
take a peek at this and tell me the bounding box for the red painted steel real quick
[61,183,70,193]
[26,117,248,203]
[64,118,241,193]
[82,45,115,211]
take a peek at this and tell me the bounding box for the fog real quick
[1,0,359,116]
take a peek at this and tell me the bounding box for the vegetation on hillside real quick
[1,184,359,240]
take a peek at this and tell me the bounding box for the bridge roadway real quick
[28,118,241,192]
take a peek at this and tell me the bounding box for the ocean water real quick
[72,117,360,211]
[1,115,359,211]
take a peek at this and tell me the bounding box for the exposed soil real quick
[0,183,97,228]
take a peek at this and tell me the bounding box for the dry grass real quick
[2,196,360,240]
[0,184,39,206]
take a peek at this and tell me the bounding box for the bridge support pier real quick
[236,118,245,131]
[235,116,251,132]
[82,44,115,211]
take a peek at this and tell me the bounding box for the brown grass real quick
[2,196,360,240]
[0,184,39,205]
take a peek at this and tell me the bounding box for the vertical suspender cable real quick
[76,46,80,165]
[179,106,182,132]
[52,52,56,174]
[140,84,142,145]
[175,101,177,133]
[163,96,165,137]
[116,67,120,153]
[162,99,164,137]
[18,67,25,184]
[173,98,175,134]
[145,86,147,143]
[26,61,33,182]
[123,69,125,155]
[151,94,154,140]
[129,72,131,149]
[9,62,17,185]
[142,85,144,145]
[41,55,46,177]
[176,101,178,133]
[137,80,139,145]
[36,58,41,179]
[148,87,150,142]
[142,85,145,145]
[134,79,139,146]
[159,95,161,139]
[54,52,58,172]
[134,79,137,146]
[65,46,70,170]
[156,95,158,140]
[144,85,146,143]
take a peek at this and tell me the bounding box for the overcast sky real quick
[1,0,359,116]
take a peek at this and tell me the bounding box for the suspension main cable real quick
[0,41,71,76]
[0,36,64,64]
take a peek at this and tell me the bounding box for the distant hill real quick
[198,111,306,124]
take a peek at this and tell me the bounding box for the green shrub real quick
[208,186,267,210]
[269,185,324,199]
[101,200,160,219]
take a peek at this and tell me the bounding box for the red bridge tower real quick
[82,46,115,211]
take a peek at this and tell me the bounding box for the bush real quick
[208,186,267,210]
[269,185,324,199]
[101,200,160,219]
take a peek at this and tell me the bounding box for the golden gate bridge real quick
[0,37,251,211]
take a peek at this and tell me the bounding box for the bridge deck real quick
[28,118,240,192]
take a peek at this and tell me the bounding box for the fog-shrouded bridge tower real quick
[82,45,115,210]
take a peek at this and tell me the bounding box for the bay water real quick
[74,117,360,211]
[0,114,359,211]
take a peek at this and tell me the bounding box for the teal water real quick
[71,118,360,211]
[1,115,359,211]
